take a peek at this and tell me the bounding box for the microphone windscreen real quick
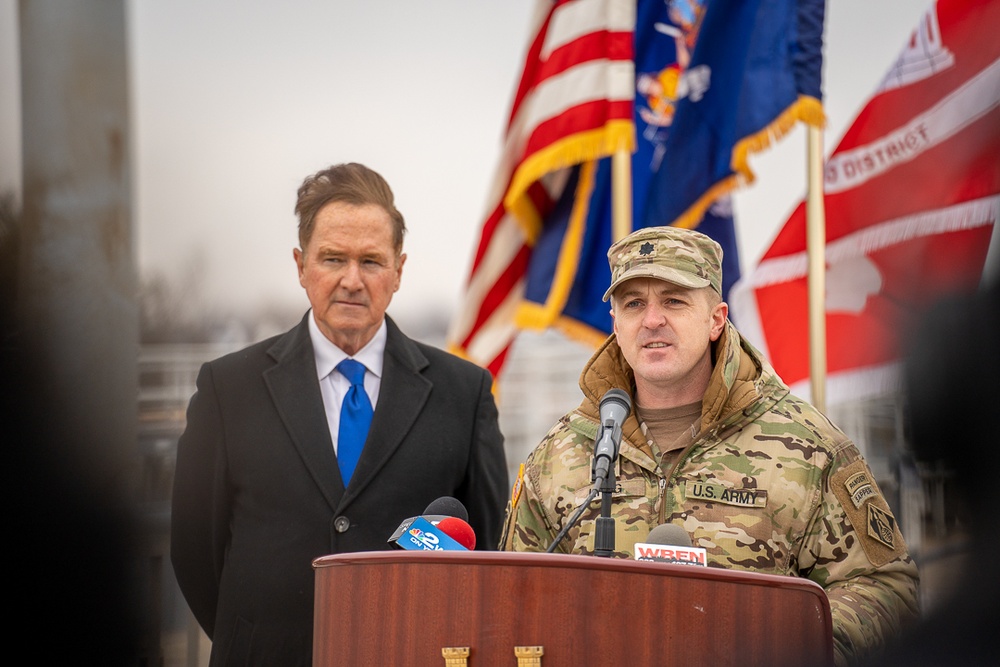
[646,523,693,548]
[423,496,469,522]
[600,388,632,415]
[436,516,476,550]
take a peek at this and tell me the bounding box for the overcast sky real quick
[0,0,942,331]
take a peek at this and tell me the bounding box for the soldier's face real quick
[294,201,405,355]
[611,278,727,406]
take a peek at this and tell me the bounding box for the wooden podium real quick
[313,550,833,666]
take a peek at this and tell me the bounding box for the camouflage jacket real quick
[501,321,919,666]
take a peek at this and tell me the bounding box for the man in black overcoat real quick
[170,163,508,666]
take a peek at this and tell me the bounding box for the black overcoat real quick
[170,314,508,665]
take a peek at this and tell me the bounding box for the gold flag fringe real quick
[505,120,635,244]
[668,95,825,231]
[514,160,598,330]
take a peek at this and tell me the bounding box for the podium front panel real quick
[313,550,832,666]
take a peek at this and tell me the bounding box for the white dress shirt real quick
[307,312,386,455]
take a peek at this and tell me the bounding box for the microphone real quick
[633,524,708,566]
[591,388,632,485]
[647,523,692,547]
[387,496,471,548]
[391,516,470,551]
[437,516,476,550]
[422,496,469,523]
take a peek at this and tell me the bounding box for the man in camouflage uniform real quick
[501,226,919,666]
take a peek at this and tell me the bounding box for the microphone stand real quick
[545,486,598,554]
[546,390,629,556]
[544,471,617,556]
[592,465,616,558]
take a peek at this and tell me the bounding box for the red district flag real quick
[731,0,999,403]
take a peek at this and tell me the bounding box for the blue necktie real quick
[336,359,373,485]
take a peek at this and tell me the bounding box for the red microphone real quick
[436,516,476,550]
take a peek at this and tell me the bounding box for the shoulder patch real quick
[867,504,896,549]
[844,470,877,508]
[498,464,526,551]
[511,463,525,509]
[831,460,907,566]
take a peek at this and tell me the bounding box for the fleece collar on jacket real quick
[574,320,789,450]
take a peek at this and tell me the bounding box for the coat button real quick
[334,516,351,533]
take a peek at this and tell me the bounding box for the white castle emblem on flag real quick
[877,6,955,93]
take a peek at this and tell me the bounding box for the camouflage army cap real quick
[603,226,723,301]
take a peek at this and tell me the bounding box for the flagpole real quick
[806,125,827,414]
[612,149,632,242]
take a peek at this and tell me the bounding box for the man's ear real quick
[293,247,305,287]
[393,253,407,292]
[710,300,728,341]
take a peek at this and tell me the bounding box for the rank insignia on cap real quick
[639,242,654,256]
[868,504,895,549]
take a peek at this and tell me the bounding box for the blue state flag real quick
[645,0,825,229]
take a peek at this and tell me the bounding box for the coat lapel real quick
[340,317,430,507]
[264,315,346,511]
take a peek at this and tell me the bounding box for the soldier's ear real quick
[709,300,727,341]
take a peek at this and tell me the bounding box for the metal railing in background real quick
[138,343,238,667]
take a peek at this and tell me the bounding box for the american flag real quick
[446,0,635,379]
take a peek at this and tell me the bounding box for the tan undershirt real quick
[636,400,702,473]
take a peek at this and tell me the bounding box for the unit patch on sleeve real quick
[867,504,896,549]
[832,460,907,567]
